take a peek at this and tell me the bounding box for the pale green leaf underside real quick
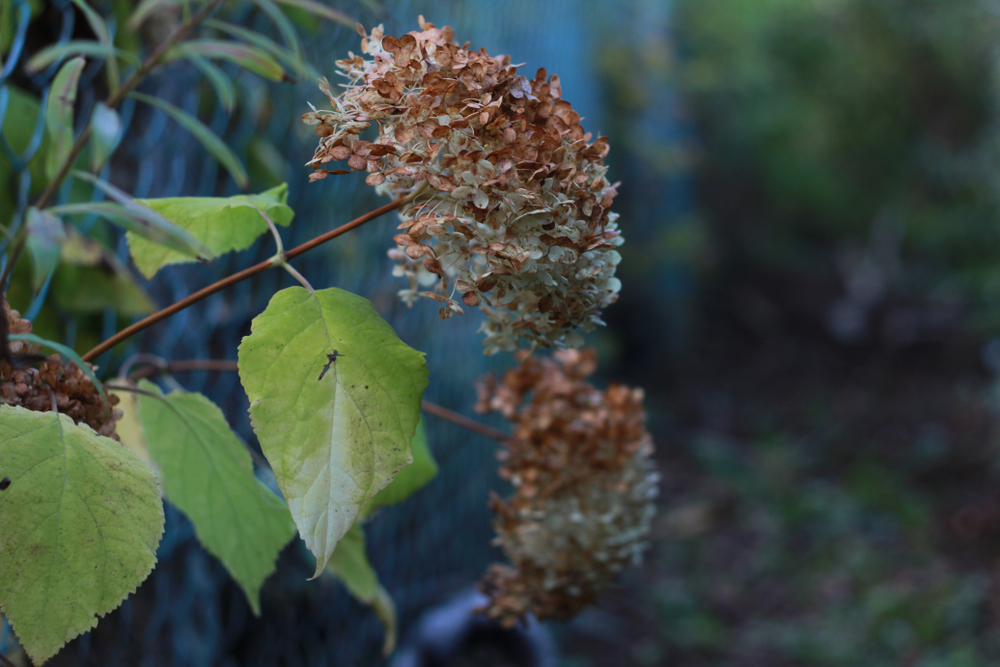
[128,183,294,279]
[363,418,437,517]
[327,523,397,655]
[136,382,296,614]
[238,287,428,576]
[0,405,164,665]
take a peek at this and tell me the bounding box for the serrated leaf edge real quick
[0,405,165,665]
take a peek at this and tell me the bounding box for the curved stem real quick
[82,196,406,361]
[420,400,510,442]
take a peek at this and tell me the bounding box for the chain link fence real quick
[0,0,671,664]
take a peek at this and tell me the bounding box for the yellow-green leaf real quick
[128,183,293,279]
[326,524,397,656]
[238,287,428,576]
[44,56,85,180]
[363,419,437,517]
[135,382,296,613]
[0,404,164,665]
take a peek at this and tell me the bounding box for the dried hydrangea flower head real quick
[304,18,623,354]
[475,348,658,625]
[1,297,121,438]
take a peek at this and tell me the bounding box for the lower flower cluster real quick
[476,348,658,625]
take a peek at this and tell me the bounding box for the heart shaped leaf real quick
[0,405,163,665]
[238,287,428,576]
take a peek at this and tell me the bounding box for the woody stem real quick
[81,196,407,362]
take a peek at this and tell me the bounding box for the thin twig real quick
[127,359,239,381]
[81,196,406,361]
[0,651,18,667]
[421,400,510,442]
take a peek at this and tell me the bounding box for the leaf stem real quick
[81,196,407,361]
[260,208,314,292]
[420,400,510,442]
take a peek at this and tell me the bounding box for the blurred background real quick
[5,0,1000,664]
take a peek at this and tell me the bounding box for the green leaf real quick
[62,171,215,262]
[326,524,397,656]
[238,287,428,576]
[204,19,316,80]
[135,382,297,614]
[128,91,249,190]
[27,41,139,74]
[25,207,66,290]
[249,0,304,59]
[189,54,236,113]
[271,0,356,28]
[126,0,182,32]
[44,56,86,181]
[0,404,164,665]
[88,103,122,171]
[70,0,120,94]
[52,230,156,316]
[128,183,293,279]
[363,419,437,517]
[166,40,288,82]
[109,383,155,471]
[0,88,50,227]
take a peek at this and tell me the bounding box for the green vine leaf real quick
[238,287,428,576]
[134,382,296,613]
[166,40,289,82]
[128,184,293,279]
[363,418,437,517]
[0,405,164,665]
[88,103,122,172]
[25,207,66,290]
[44,56,85,181]
[326,523,397,656]
[53,230,155,316]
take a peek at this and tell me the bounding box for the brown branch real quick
[0,651,17,667]
[121,355,512,443]
[127,358,238,380]
[421,400,510,442]
[82,197,406,361]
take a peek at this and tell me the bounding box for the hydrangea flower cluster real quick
[475,349,658,625]
[304,18,623,354]
[1,297,121,438]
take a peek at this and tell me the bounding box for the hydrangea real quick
[475,349,658,625]
[304,18,623,354]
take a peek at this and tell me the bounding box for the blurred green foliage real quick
[676,0,1000,327]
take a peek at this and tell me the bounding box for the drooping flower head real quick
[475,349,658,625]
[304,18,623,354]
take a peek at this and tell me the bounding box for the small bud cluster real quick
[1,300,121,438]
[304,18,623,354]
[475,349,658,625]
